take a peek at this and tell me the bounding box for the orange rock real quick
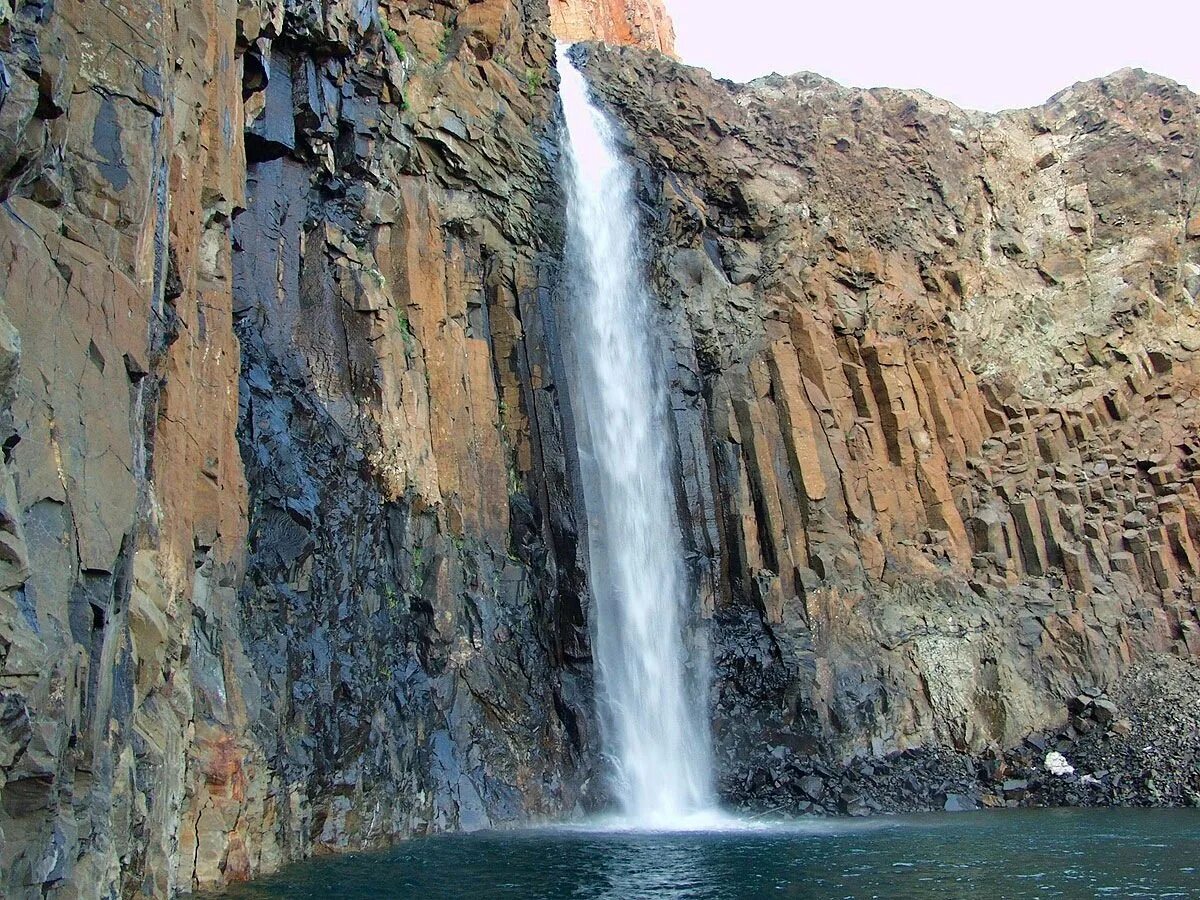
[550,0,676,55]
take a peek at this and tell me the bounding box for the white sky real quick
[668,0,1198,111]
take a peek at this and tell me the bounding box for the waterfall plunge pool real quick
[210,808,1200,898]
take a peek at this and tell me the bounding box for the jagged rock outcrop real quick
[549,0,675,56]
[573,44,1200,794]
[0,1,596,896]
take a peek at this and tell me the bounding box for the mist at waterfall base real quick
[556,46,715,826]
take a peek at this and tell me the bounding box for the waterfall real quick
[557,46,715,827]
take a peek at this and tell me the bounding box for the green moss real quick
[384,583,400,612]
[383,25,407,61]
[412,545,424,584]
[396,308,416,357]
[524,67,542,95]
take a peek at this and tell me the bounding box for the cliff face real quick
[230,0,605,872]
[227,0,599,876]
[1,0,1199,894]
[549,0,675,56]
[0,1,596,896]
[574,44,1200,799]
[1,0,253,893]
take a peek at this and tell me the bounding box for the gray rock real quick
[943,793,979,812]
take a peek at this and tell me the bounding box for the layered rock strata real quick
[573,44,1200,794]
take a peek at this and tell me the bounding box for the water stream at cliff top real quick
[556,47,715,826]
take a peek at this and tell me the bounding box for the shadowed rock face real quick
[571,43,1200,795]
[1,0,597,896]
[228,0,599,877]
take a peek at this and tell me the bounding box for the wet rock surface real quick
[230,0,596,879]
[574,43,1200,810]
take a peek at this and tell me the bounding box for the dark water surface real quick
[214,809,1200,899]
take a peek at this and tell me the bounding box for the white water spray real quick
[557,47,715,826]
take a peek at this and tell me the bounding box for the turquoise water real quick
[214,809,1200,898]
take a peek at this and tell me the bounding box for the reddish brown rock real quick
[550,0,676,55]
[0,0,589,896]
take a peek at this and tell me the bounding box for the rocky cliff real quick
[0,0,602,896]
[1,0,1198,895]
[549,0,675,56]
[575,44,1200,809]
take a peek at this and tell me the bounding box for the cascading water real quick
[557,46,715,827]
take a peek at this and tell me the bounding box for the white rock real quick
[1045,751,1075,777]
